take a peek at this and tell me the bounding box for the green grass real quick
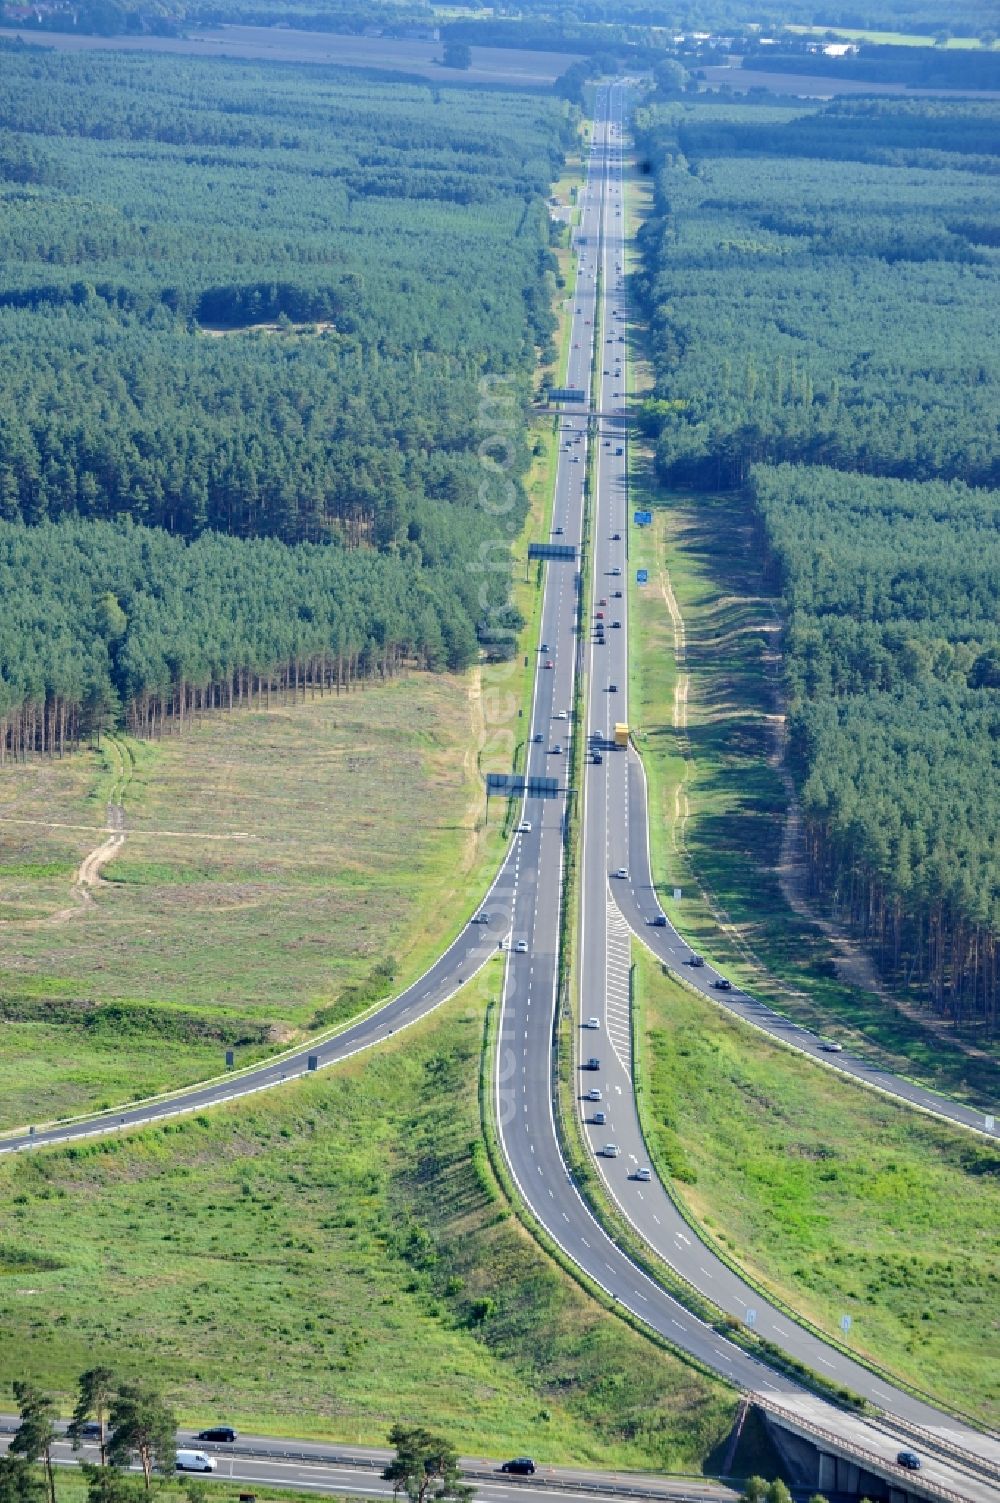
[0,973,740,1470]
[0,673,506,1129]
[634,950,1000,1430]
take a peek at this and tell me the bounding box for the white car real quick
[602,1143,620,1158]
[615,867,629,880]
[514,940,528,954]
[585,1087,602,1102]
[555,710,568,720]
[518,821,532,833]
[635,1167,651,1182]
[585,1016,600,1030]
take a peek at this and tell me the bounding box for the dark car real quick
[583,1057,600,1070]
[649,915,667,927]
[688,954,704,968]
[896,1452,921,1472]
[501,1459,536,1476]
[77,1423,103,1440]
[197,1428,238,1444]
[713,978,733,992]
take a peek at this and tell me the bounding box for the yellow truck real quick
[614,722,629,748]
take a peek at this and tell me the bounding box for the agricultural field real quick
[634,951,1000,1430]
[0,974,741,1470]
[0,673,495,1129]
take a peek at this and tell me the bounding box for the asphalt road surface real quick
[0,1427,739,1503]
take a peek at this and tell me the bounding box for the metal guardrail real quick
[758,1399,994,1503]
[864,1416,1000,1488]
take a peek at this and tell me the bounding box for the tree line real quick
[0,53,571,757]
[635,95,1000,1038]
[1,1372,473,1503]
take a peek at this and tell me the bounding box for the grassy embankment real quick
[0,972,741,1471]
[634,951,1000,1430]
[619,133,999,1107]
[0,675,503,1131]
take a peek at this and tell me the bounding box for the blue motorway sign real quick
[633,510,653,526]
[636,568,648,585]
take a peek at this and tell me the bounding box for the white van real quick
[177,1451,217,1473]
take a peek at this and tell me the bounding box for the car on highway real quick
[615,867,628,880]
[614,446,624,456]
[583,1056,600,1070]
[472,912,491,925]
[585,1016,600,1029]
[592,1109,607,1125]
[612,620,621,628]
[820,1041,844,1052]
[76,1423,103,1440]
[585,1087,602,1101]
[177,1452,217,1474]
[608,682,618,692]
[514,939,528,954]
[545,660,554,669]
[610,566,622,576]
[635,1167,651,1182]
[573,342,580,348]
[196,1428,238,1444]
[555,710,568,719]
[593,751,603,763]
[611,531,621,540]
[533,733,543,743]
[602,1143,620,1158]
[688,954,704,967]
[649,915,667,926]
[598,597,607,605]
[612,589,622,598]
[896,1453,921,1472]
[554,525,564,535]
[518,821,532,833]
[501,1460,536,1476]
[714,978,733,992]
[550,744,562,755]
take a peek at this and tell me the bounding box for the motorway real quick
[0,1428,738,1503]
[0,77,998,1503]
[493,81,1000,1501]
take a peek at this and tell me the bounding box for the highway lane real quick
[0,1428,739,1503]
[495,82,1000,1500]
